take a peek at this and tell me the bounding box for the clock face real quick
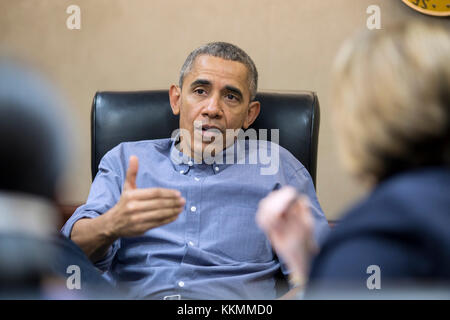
[402,0,450,16]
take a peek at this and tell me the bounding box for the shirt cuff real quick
[60,210,120,272]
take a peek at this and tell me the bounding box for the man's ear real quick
[169,85,181,115]
[243,101,261,129]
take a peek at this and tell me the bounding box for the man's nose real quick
[202,95,222,118]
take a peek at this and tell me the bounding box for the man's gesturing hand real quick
[104,155,185,238]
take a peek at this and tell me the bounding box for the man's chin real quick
[192,141,225,158]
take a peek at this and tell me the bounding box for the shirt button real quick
[178,281,185,287]
[190,206,197,212]
[188,241,195,247]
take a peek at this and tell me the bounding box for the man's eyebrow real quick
[190,79,211,88]
[190,79,243,98]
[224,85,243,99]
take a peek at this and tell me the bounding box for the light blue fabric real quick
[61,137,329,299]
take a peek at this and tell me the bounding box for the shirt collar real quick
[169,132,244,175]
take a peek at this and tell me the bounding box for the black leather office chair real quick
[91,89,320,297]
[91,90,320,184]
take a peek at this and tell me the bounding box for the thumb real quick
[124,155,139,190]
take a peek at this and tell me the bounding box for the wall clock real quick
[402,0,450,16]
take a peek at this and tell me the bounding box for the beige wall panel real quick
[1,0,448,219]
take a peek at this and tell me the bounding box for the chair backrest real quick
[91,90,320,186]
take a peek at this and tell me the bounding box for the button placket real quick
[183,174,200,261]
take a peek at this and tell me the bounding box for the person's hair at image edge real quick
[332,21,450,185]
[0,61,69,200]
[179,42,258,101]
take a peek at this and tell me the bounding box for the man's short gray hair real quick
[179,42,258,101]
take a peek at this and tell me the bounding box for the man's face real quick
[169,55,260,159]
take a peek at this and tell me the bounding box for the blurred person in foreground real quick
[0,61,114,299]
[257,21,450,299]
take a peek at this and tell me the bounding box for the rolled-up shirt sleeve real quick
[61,146,125,271]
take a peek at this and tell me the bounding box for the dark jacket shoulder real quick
[307,167,450,296]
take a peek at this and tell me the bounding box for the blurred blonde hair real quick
[332,21,450,185]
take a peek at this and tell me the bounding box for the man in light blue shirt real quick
[61,42,329,299]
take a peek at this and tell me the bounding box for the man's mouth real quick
[195,124,223,140]
[201,124,221,131]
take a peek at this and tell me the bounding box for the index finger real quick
[128,188,182,200]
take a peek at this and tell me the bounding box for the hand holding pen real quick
[256,185,318,290]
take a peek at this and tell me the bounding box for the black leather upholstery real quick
[91,90,320,186]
